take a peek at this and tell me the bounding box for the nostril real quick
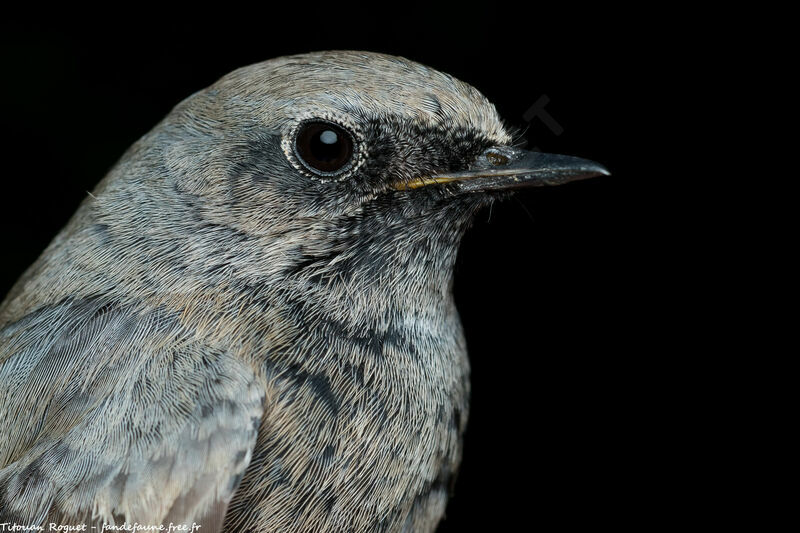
[485,151,509,166]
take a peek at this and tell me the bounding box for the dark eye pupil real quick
[295,122,354,174]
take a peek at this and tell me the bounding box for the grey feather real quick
[0,299,264,529]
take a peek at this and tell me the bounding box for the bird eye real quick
[294,121,355,176]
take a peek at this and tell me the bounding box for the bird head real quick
[7,51,607,325]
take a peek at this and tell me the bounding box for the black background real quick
[1,10,683,531]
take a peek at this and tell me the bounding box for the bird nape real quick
[0,51,607,532]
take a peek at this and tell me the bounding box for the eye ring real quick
[293,120,357,177]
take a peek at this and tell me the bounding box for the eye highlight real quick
[294,121,355,176]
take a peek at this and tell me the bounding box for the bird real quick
[0,51,607,532]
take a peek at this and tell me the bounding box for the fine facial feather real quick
[0,51,512,531]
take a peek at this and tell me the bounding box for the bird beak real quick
[394,146,609,192]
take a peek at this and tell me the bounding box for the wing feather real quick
[0,299,264,531]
